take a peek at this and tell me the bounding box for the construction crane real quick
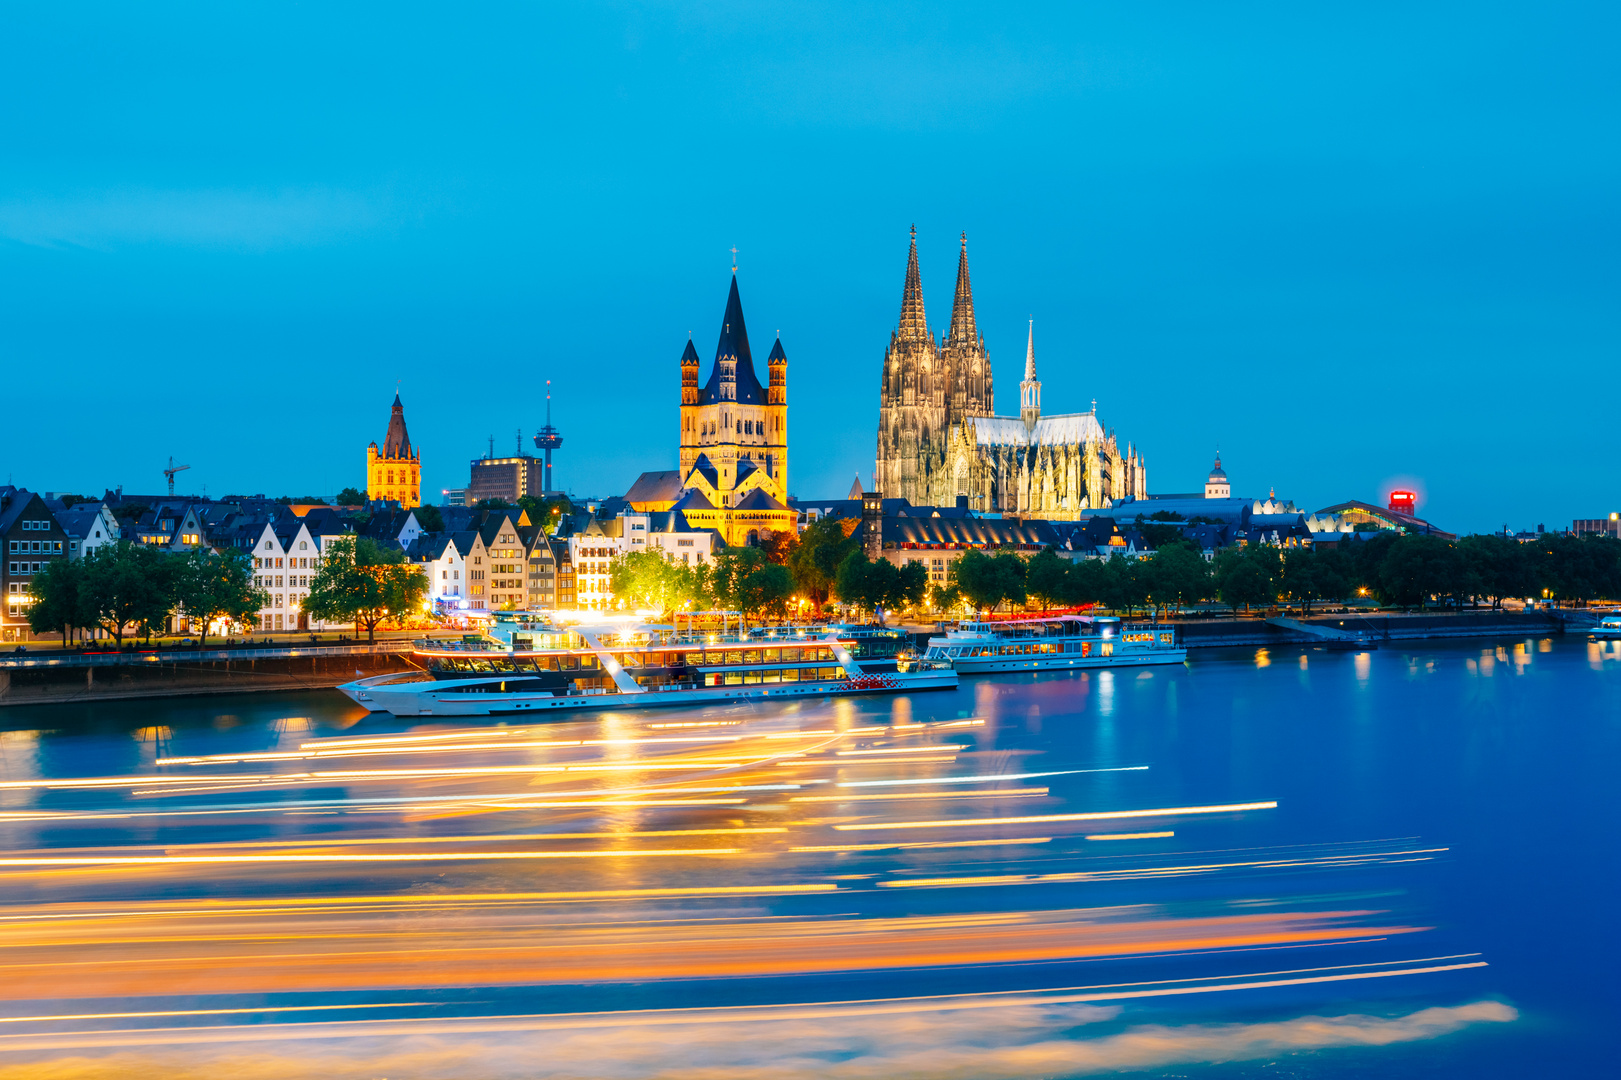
[164,456,190,497]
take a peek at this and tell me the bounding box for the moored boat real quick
[1591,615,1621,640]
[338,611,956,716]
[924,615,1187,673]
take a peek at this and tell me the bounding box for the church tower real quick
[940,232,993,421]
[675,273,793,545]
[1019,321,1041,430]
[366,392,421,508]
[875,226,944,504]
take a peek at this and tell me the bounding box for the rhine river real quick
[0,634,1614,1079]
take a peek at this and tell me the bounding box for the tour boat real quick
[923,615,1187,673]
[1591,615,1621,640]
[337,612,957,716]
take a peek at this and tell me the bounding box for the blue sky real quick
[1,2,1615,533]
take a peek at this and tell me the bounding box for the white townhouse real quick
[408,534,466,611]
[249,518,333,632]
[54,502,121,560]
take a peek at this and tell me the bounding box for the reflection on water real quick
[0,635,1614,1077]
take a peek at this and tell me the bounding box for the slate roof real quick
[671,488,716,512]
[687,454,720,490]
[380,392,414,459]
[625,470,684,505]
[734,489,787,512]
[699,276,766,406]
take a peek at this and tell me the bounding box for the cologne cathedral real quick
[874,228,1146,519]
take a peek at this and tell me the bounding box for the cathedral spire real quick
[947,232,977,345]
[897,224,929,341]
[1019,319,1041,430]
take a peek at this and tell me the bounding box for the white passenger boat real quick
[1592,615,1621,640]
[337,612,957,716]
[924,615,1187,673]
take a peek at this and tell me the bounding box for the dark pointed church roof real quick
[381,392,414,460]
[671,488,716,512]
[700,276,765,406]
[680,339,700,364]
[896,225,929,342]
[946,232,977,345]
[767,337,786,362]
[734,488,787,511]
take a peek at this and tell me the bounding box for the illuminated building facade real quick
[675,274,796,545]
[875,229,1146,519]
[366,393,421,508]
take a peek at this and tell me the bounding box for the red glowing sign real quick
[1388,490,1417,515]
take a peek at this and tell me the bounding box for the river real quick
[0,634,1614,1079]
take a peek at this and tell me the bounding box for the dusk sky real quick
[2,3,1615,533]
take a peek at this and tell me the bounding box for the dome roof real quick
[1208,453,1228,482]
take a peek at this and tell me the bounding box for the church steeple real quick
[1019,320,1041,430]
[947,232,977,346]
[897,224,929,342]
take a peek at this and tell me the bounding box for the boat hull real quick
[337,670,959,717]
[950,649,1188,674]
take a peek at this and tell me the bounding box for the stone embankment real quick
[0,643,422,708]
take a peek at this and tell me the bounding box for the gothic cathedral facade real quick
[675,274,796,545]
[874,229,1146,519]
[366,392,421,508]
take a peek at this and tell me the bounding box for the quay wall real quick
[0,647,421,708]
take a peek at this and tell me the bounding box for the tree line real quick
[610,525,1621,621]
[27,543,267,648]
[26,536,431,647]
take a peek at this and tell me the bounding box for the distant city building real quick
[1572,514,1620,538]
[673,273,796,545]
[366,393,421,508]
[1389,490,1417,515]
[874,229,1146,518]
[467,454,547,506]
[1204,454,1230,499]
[441,488,467,507]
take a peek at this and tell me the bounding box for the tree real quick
[757,527,799,566]
[1377,535,1462,608]
[1061,558,1107,610]
[738,561,795,618]
[301,537,428,641]
[473,497,512,511]
[611,549,692,612]
[1214,546,1277,613]
[1026,550,1071,612]
[834,552,927,621]
[1099,552,1147,614]
[26,558,86,644]
[1458,534,1536,609]
[950,550,1003,614]
[1144,543,1211,617]
[75,542,174,646]
[413,504,445,532]
[334,487,366,506]
[170,549,269,648]
[787,517,860,613]
[515,495,569,533]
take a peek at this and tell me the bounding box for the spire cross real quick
[729,246,738,271]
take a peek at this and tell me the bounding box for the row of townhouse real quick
[3,482,729,639]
